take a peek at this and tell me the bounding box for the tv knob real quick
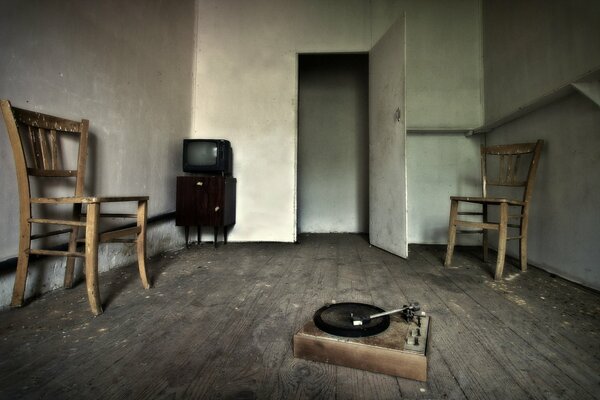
[196,181,203,186]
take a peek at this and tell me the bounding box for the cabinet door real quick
[222,178,236,226]
[176,176,229,226]
[203,177,225,225]
[176,176,210,226]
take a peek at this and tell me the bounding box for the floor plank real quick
[0,234,599,399]
[410,247,596,399]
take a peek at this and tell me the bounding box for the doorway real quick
[297,53,369,234]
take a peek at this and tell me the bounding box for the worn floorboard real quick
[0,234,599,399]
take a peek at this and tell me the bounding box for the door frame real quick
[294,51,370,240]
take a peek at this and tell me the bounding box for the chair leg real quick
[519,209,529,272]
[11,221,31,307]
[136,200,150,289]
[444,199,458,267]
[494,203,508,280]
[85,203,102,315]
[482,204,489,262]
[65,203,82,288]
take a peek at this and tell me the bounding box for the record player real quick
[293,302,430,381]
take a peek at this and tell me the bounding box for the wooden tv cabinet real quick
[176,176,236,247]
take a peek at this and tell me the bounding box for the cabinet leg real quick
[184,226,190,248]
[197,225,201,244]
[213,227,218,248]
[224,225,228,245]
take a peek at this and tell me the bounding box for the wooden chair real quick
[1,99,150,315]
[444,140,543,280]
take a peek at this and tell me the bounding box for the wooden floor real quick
[0,234,599,399]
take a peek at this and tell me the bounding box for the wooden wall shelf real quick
[407,128,474,134]
[469,66,600,136]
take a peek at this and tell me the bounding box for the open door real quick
[369,16,408,258]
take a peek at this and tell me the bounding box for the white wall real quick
[297,54,369,233]
[193,0,483,242]
[407,133,482,244]
[482,0,600,289]
[0,0,195,306]
[194,0,371,242]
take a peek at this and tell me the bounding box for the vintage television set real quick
[182,139,232,175]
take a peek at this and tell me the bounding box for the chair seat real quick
[450,196,525,206]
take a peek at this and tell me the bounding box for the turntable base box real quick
[293,315,429,381]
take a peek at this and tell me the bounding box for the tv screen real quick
[183,139,232,174]
[186,141,218,166]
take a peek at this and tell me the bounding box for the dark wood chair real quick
[1,99,150,315]
[444,140,543,280]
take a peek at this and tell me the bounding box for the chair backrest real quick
[481,140,543,204]
[1,100,89,204]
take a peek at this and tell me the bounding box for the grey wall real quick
[297,54,369,233]
[193,0,483,242]
[0,0,195,306]
[483,0,600,121]
[482,0,600,289]
[403,0,483,129]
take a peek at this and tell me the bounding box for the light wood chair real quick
[444,140,543,280]
[1,99,150,315]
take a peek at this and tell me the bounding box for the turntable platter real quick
[313,302,390,337]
